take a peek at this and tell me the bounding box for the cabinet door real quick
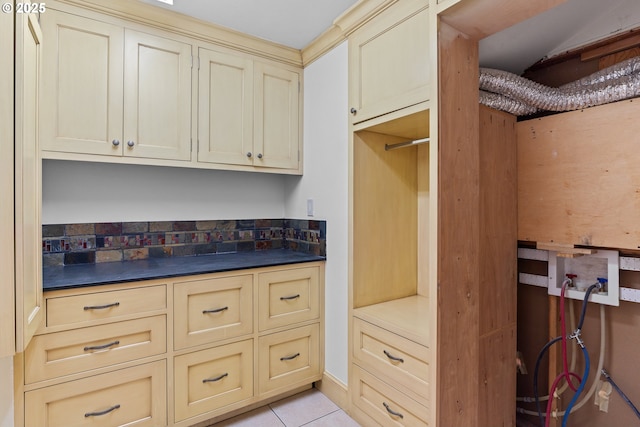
[40,11,124,155]
[349,0,429,124]
[15,11,43,353]
[123,30,192,161]
[198,48,254,166]
[254,62,300,171]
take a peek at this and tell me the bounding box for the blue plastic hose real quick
[562,345,590,427]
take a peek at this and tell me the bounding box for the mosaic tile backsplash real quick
[43,219,326,267]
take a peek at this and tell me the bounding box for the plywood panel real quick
[517,99,640,250]
[353,131,418,308]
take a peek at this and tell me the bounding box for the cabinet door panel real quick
[254,62,300,170]
[15,11,43,352]
[124,30,191,161]
[198,48,253,166]
[349,1,429,123]
[40,11,123,155]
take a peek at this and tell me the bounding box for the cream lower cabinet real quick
[18,262,324,427]
[40,9,192,162]
[350,298,431,427]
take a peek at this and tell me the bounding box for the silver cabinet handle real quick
[85,404,121,417]
[202,372,228,383]
[112,139,120,147]
[350,108,357,115]
[383,349,404,363]
[127,140,135,147]
[280,352,300,361]
[280,294,300,301]
[383,402,404,419]
[246,152,252,158]
[84,302,120,310]
[257,153,263,159]
[202,306,228,314]
[84,340,120,351]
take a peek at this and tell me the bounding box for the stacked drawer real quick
[351,316,430,426]
[24,283,168,427]
[257,266,322,396]
[173,274,254,422]
[172,264,323,424]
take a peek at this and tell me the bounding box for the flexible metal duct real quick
[479,56,640,115]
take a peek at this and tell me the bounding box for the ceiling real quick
[137,0,640,74]
[136,0,359,50]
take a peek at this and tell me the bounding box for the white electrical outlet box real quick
[548,249,620,306]
[306,199,314,217]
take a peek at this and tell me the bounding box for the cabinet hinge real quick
[298,81,300,93]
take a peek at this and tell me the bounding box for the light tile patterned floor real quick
[211,389,362,427]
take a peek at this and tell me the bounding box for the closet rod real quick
[384,137,430,151]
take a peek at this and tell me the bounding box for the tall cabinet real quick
[347,1,434,426]
[347,0,519,426]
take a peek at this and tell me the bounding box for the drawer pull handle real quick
[84,340,120,351]
[202,372,228,383]
[383,350,404,363]
[383,402,404,419]
[84,302,120,310]
[85,404,121,417]
[280,294,300,301]
[203,306,229,314]
[280,352,300,361]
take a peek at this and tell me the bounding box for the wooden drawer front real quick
[174,274,252,350]
[258,266,319,331]
[46,285,166,329]
[25,315,166,384]
[352,365,429,427]
[353,317,429,404]
[174,339,253,422]
[258,323,321,394]
[24,360,167,427]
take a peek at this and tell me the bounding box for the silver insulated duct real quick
[479,56,640,116]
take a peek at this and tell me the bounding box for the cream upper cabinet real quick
[348,0,430,124]
[40,10,192,161]
[198,48,254,166]
[123,30,192,161]
[40,11,123,156]
[254,62,300,171]
[15,10,44,353]
[198,49,301,173]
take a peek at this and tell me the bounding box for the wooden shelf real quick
[353,295,430,347]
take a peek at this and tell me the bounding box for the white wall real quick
[285,42,349,384]
[0,356,13,427]
[42,160,286,224]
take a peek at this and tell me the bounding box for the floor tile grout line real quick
[298,408,342,426]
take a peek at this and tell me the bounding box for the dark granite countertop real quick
[43,249,326,291]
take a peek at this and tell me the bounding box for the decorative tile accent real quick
[43,218,326,266]
[66,223,95,236]
[96,250,123,263]
[122,222,148,234]
[95,222,122,235]
[149,221,173,232]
